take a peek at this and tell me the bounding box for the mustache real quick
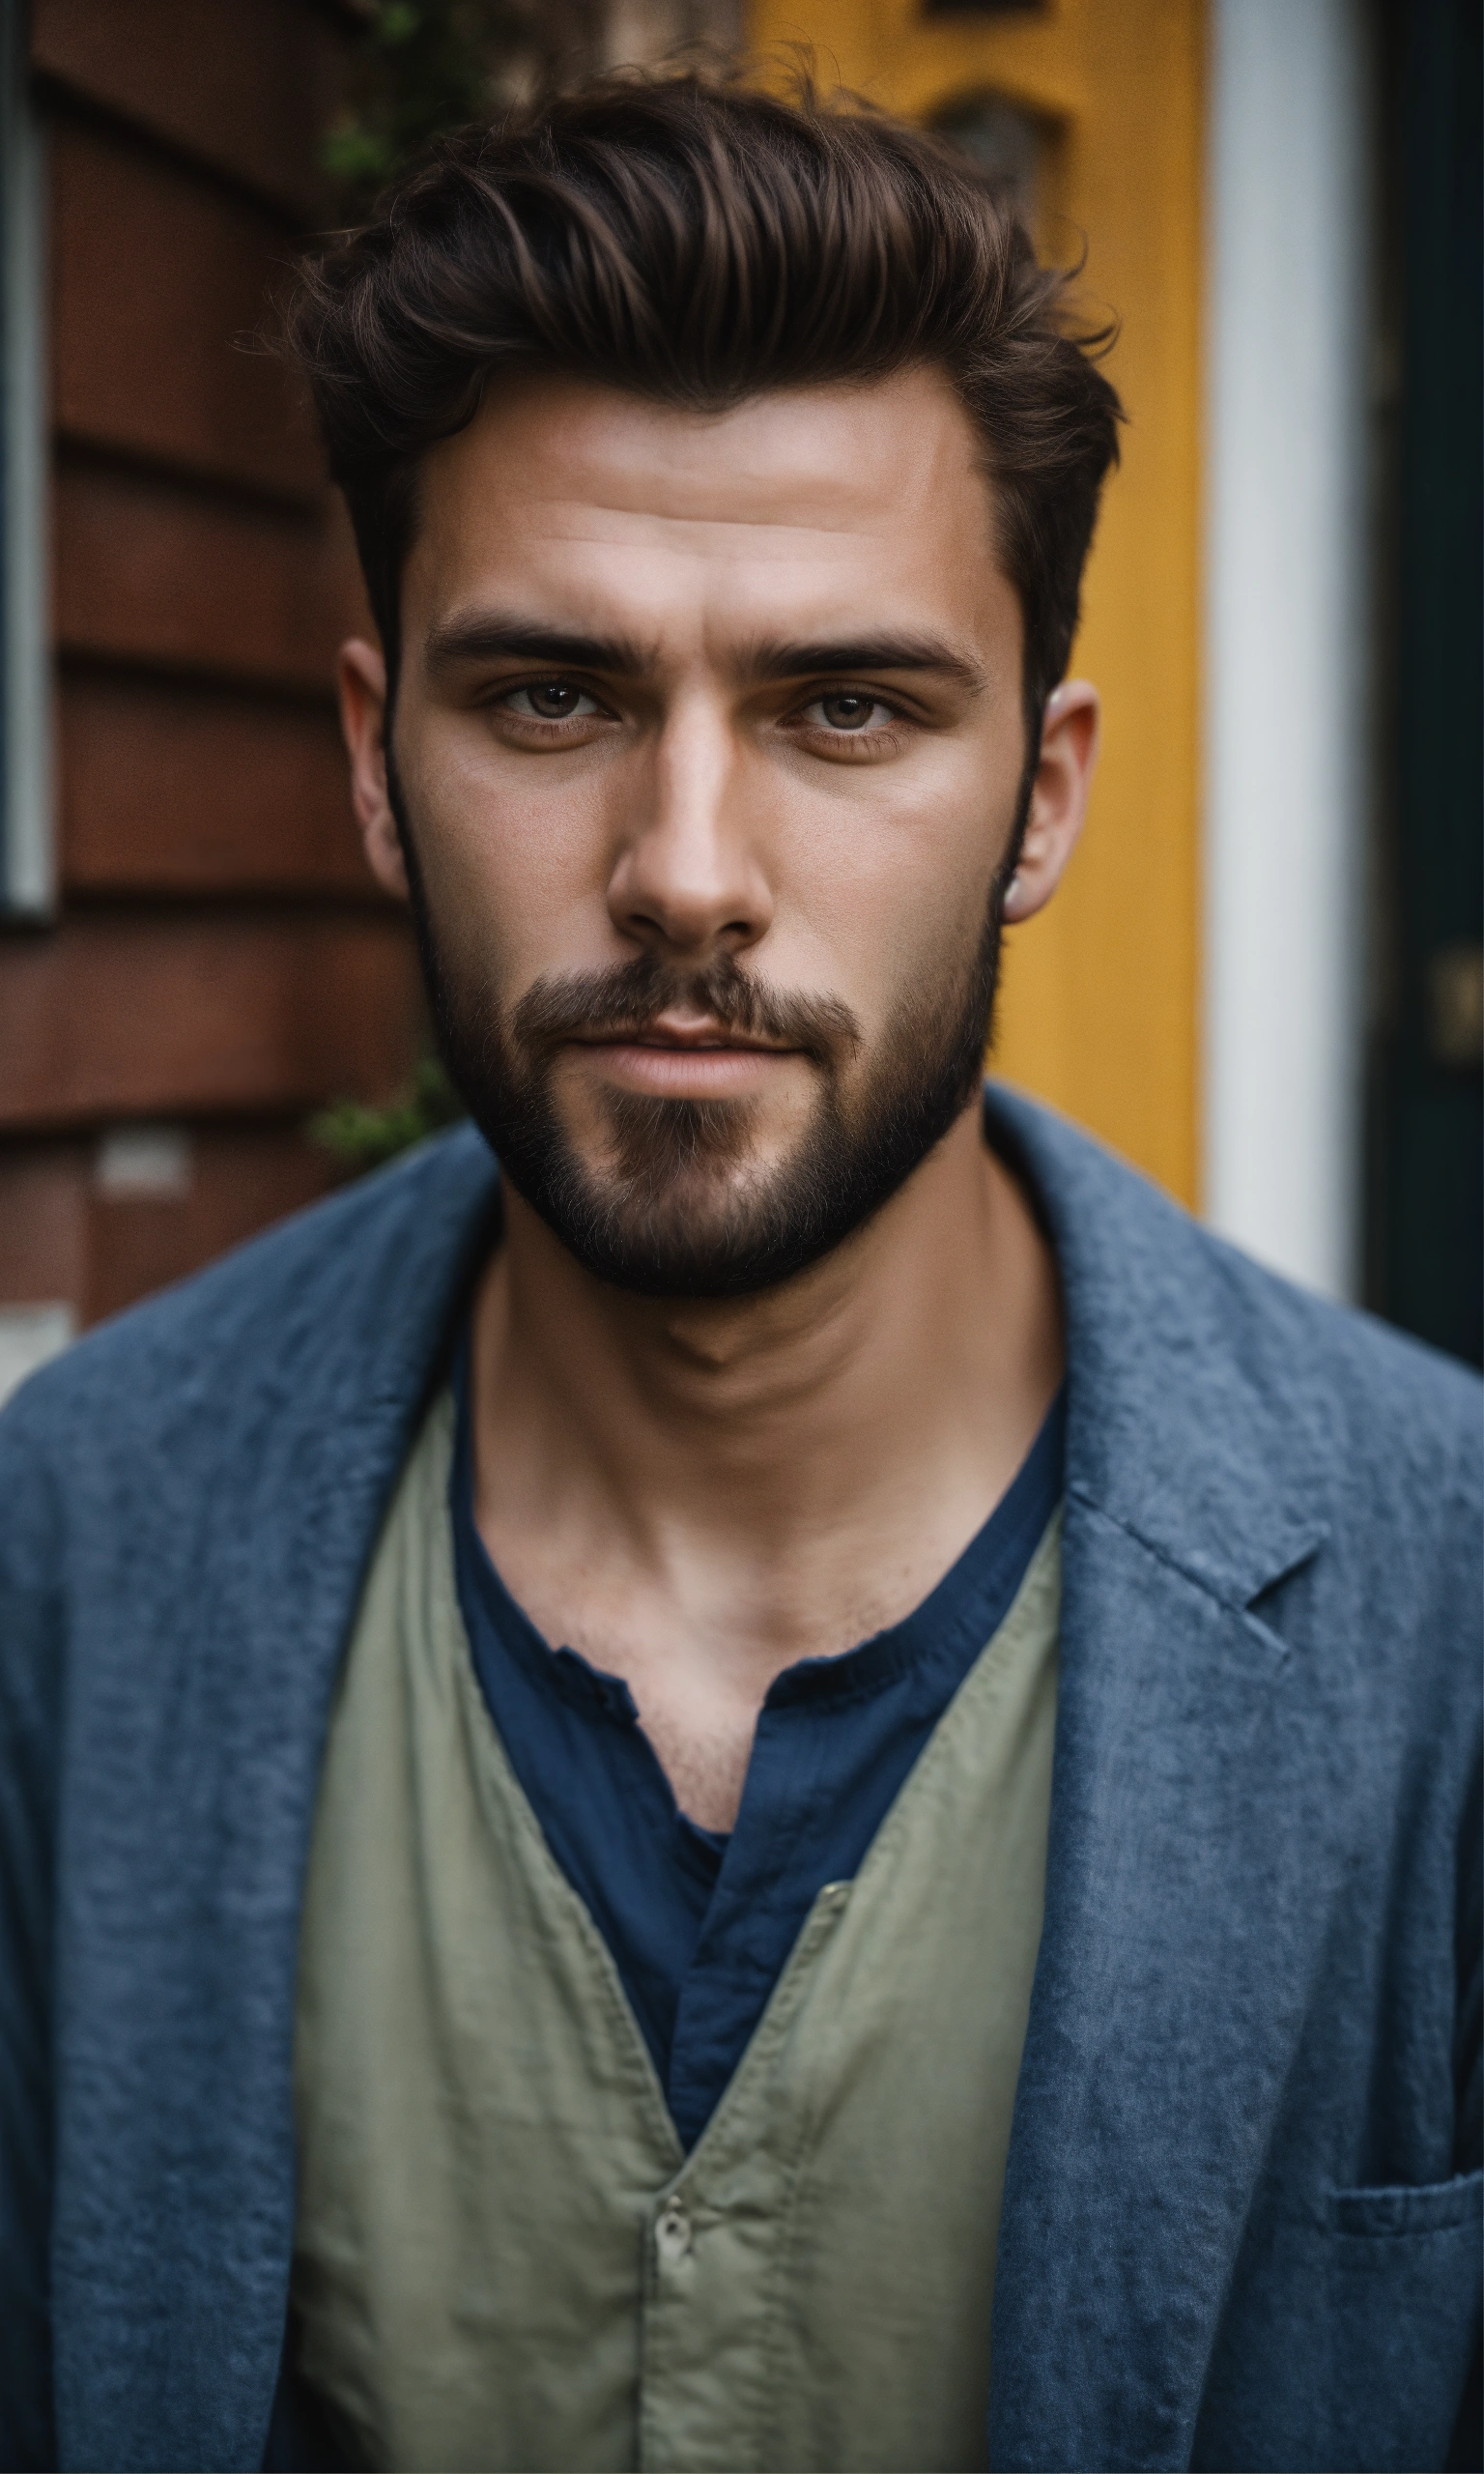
[509,951,862,1069]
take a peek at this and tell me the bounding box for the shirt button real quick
[821,1881,850,1910]
[655,2195,692,2263]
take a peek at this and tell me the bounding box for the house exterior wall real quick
[0,0,423,1339]
[18,2,1436,1362]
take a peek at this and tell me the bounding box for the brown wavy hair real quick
[286,68,1123,732]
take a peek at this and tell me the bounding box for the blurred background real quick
[0,0,1478,1401]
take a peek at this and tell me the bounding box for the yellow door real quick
[745,0,1205,1205]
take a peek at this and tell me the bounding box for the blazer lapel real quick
[53,1128,499,2473]
[984,1087,1332,2471]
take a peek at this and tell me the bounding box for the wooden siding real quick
[0,1125,344,1325]
[58,671,370,892]
[49,115,322,498]
[53,451,364,689]
[2,0,419,1329]
[0,911,418,1127]
[31,0,348,217]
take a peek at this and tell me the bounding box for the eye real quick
[804,691,895,734]
[502,680,603,721]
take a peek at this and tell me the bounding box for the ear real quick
[338,637,409,902]
[1001,680,1100,925]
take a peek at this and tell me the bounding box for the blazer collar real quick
[985,1080,1330,1609]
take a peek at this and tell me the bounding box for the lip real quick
[570,1017,786,1053]
[566,1021,799,1096]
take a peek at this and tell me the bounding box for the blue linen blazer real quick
[0,1086,1478,2474]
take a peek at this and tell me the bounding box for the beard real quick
[390,771,1018,1300]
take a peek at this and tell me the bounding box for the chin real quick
[554,1153,804,1299]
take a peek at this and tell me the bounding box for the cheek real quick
[400,722,621,990]
[759,752,1007,1024]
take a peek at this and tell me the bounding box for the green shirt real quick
[290,1387,1062,2472]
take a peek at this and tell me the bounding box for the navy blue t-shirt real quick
[450,1342,1064,2148]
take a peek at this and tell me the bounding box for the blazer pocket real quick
[1298,2172,1484,2470]
[1329,2167,1484,2239]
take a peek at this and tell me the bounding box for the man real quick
[1,71,1478,2474]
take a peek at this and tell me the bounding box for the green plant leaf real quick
[309,1052,467,1175]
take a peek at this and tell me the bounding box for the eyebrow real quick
[422,611,985,695]
[744,634,986,694]
[422,615,655,676]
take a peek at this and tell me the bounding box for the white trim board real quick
[1203,0,1372,1299]
[1,0,52,919]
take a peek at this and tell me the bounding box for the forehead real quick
[402,366,1015,654]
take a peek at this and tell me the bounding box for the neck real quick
[469,1100,1063,1648]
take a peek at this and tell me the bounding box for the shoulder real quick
[987,1081,1481,1546]
[0,1123,499,1493]
[1189,1226,1482,1602]
[1168,1186,1479,1487]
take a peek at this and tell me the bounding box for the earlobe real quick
[337,638,410,903]
[363,804,412,904]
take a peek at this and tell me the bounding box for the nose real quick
[607,692,772,961]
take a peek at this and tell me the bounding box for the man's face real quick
[348,366,1081,1294]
